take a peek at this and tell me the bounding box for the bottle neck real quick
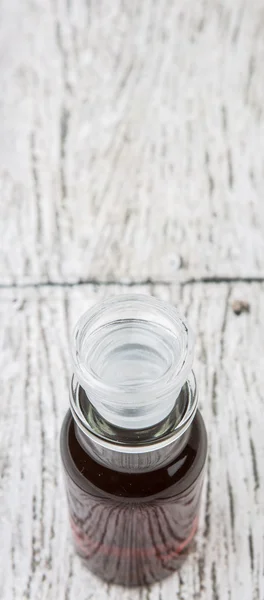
[74,421,191,473]
[70,373,198,473]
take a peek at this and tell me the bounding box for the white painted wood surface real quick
[1,284,263,600]
[0,1,264,599]
[1,0,264,284]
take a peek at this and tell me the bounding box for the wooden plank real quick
[1,283,263,600]
[1,0,264,283]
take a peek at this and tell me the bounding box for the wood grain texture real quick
[1,283,263,600]
[1,0,264,284]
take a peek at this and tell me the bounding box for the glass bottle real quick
[60,295,207,586]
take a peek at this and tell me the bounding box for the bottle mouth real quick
[72,294,194,429]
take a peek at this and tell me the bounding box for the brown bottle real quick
[60,295,207,586]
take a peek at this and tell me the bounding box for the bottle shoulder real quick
[60,410,207,501]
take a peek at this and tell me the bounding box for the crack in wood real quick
[227,477,235,550]
[211,562,219,600]
[204,455,211,539]
[249,437,260,492]
[212,371,218,417]
[248,530,254,573]
[220,286,232,362]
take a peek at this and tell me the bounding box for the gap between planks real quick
[0,276,264,290]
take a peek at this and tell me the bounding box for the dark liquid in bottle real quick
[61,409,207,586]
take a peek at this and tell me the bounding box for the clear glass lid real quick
[71,294,194,429]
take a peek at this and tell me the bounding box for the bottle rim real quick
[71,294,195,429]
